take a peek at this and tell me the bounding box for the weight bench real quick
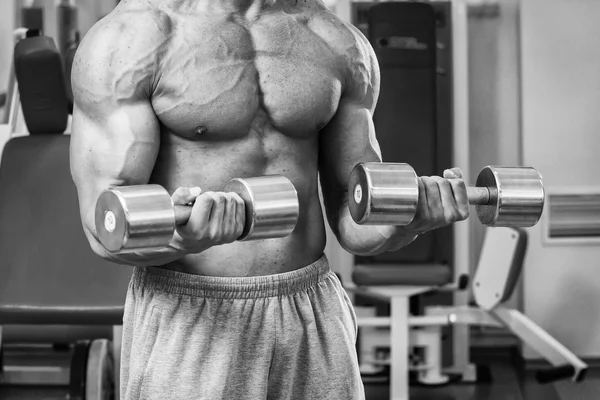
[348,255,459,399]
[350,227,587,400]
[0,134,132,399]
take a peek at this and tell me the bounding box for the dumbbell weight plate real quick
[348,162,419,225]
[86,339,115,400]
[95,185,175,253]
[69,340,90,400]
[223,175,300,240]
[475,166,545,227]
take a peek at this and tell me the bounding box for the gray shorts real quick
[120,254,364,400]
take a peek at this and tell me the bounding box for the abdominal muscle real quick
[148,126,328,277]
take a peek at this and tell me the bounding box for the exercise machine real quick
[0,24,128,400]
[351,227,587,400]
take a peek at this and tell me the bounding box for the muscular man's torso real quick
[105,0,360,276]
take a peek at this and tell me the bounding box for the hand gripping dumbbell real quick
[95,175,300,253]
[348,162,545,227]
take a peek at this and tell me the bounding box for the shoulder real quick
[72,6,172,100]
[308,5,380,107]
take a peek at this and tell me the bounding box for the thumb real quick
[443,167,463,179]
[171,187,202,205]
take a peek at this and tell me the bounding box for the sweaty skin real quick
[71,0,467,277]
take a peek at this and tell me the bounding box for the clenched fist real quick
[404,167,470,234]
[170,187,246,253]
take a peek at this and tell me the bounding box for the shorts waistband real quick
[133,254,331,299]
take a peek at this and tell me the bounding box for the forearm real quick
[331,194,419,256]
[95,237,192,267]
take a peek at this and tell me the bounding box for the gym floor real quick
[365,347,600,400]
[1,346,597,400]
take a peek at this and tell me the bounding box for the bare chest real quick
[151,13,344,140]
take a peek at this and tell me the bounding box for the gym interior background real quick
[0,0,599,399]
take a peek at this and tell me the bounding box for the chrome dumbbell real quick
[348,162,545,227]
[95,175,300,253]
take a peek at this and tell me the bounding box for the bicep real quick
[320,24,382,192]
[70,101,160,200]
[69,29,160,232]
[319,100,382,193]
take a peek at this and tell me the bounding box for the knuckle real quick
[195,197,213,213]
[225,209,236,224]
[237,225,246,238]
[233,194,245,206]
[237,208,246,222]
[193,197,205,207]
[445,209,459,223]
[424,179,439,191]
[200,192,215,203]
[209,226,221,241]
[438,177,452,188]
[461,209,470,220]
[215,193,226,205]
[225,223,238,241]
[219,230,230,243]
[236,220,245,235]
[187,223,204,239]
[451,179,466,191]
[433,211,445,224]
[438,181,453,194]
[429,205,444,221]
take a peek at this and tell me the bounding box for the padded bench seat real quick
[0,135,131,326]
[0,306,127,326]
[352,263,453,287]
[2,324,114,344]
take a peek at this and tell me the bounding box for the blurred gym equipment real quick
[20,0,44,33]
[14,34,69,134]
[350,227,587,399]
[349,162,545,228]
[0,134,127,400]
[2,28,29,133]
[55,0,78,58]
[0,27,129,400]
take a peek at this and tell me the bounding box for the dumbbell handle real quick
[467,186,494,205]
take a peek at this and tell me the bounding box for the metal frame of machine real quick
[0,325,121,399]
[349,227,587,400]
